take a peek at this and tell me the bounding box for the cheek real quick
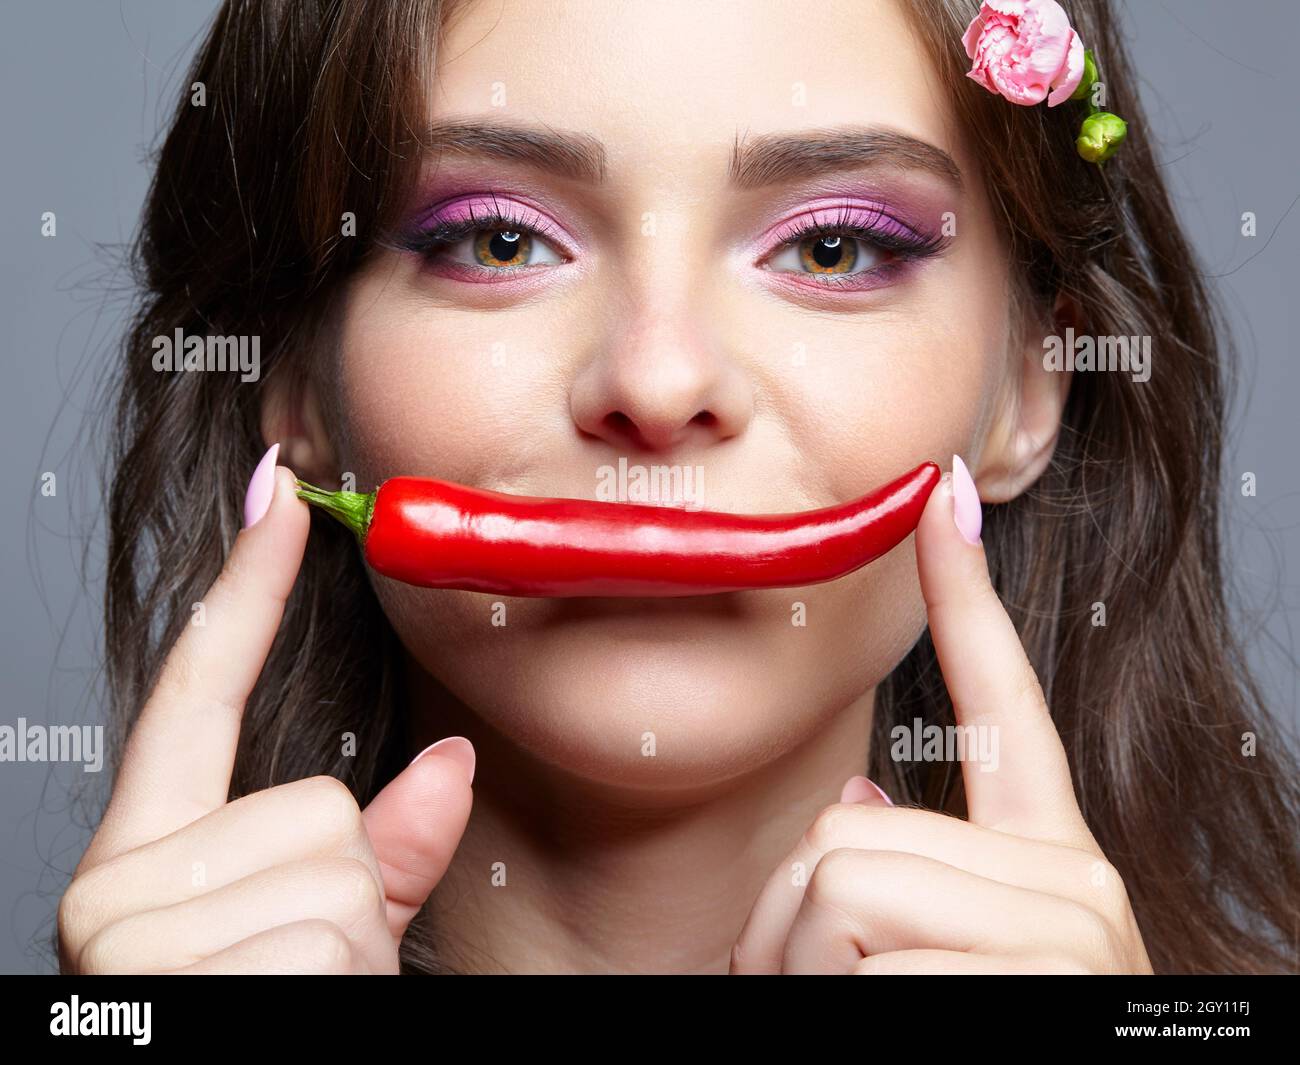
[333,270,573,487]
[729,275,1010,511]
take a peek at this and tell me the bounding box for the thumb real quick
[361,737,475,941]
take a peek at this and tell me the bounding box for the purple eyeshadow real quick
[408,192,567,246]
[762,199,938,249]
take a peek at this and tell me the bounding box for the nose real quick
[570,301,754,454]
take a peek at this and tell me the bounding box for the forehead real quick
[431,0,966,177]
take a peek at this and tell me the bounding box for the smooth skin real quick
[63,0,1154,973]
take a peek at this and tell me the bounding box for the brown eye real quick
[767,233,884,276]
[439,226,563,270]
[800,235,856,273]
[474,229,531,267]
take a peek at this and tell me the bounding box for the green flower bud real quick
[1076,111,1127,163]
[1070,50,1100,101]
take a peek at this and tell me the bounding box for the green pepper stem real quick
[294,479,375,544]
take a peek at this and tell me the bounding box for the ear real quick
[976,292,1075,504]
[259,366,340,486]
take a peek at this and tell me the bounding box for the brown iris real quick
[473,229,532,267]
[798,234,858,274]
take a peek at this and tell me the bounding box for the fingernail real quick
[409,735,476,785]
[840,775,894,806]
[243,443,281,528]
[951,454,982,545]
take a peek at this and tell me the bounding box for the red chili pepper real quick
[295,461,939,598]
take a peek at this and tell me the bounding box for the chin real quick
[377,559,925,793]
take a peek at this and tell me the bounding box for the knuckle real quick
[1066,900,1117,968]
[56,882,89,956]
[298,775,363,845]
[152,644,202,705]
[78,921,132,975]
[321,857,383,921]
[293,919,356,973]
[1069,851,1131,917]
[57,868,113,962]
[1090,859,1130,914]
[805,847,865,908]
[804,803,867,854]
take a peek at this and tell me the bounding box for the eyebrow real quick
[422,119,608,183]
[729,127,963,191]
[419,120,962,192]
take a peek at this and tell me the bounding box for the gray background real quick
[1,1,1297,974]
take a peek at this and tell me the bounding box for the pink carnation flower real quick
[962,0,1085,107]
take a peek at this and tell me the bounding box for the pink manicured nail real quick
[840,775,894,806]
[409,735,476,784]
[243,443,280,528]
[951,454,982,545]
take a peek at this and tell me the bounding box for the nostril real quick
[600,408,718,448]
[603,411,635,436]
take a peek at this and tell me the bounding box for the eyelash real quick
[399,199,945,285]
[400,199,567,269]
[763,204,946,285]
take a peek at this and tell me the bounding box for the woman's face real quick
[324,0,1023,790]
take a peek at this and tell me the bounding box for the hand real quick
[58,458,474,973]
[730,459,1153,974]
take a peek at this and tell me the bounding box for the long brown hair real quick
[87,0,1298,974]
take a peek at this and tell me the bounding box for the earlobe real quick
[976,294,1075,504]
[258,368,340,484]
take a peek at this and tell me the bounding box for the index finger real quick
[83,449,310,870]
[913,456,1095,849]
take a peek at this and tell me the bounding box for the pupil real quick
[812,236,844,269]
[489,230,522,261]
